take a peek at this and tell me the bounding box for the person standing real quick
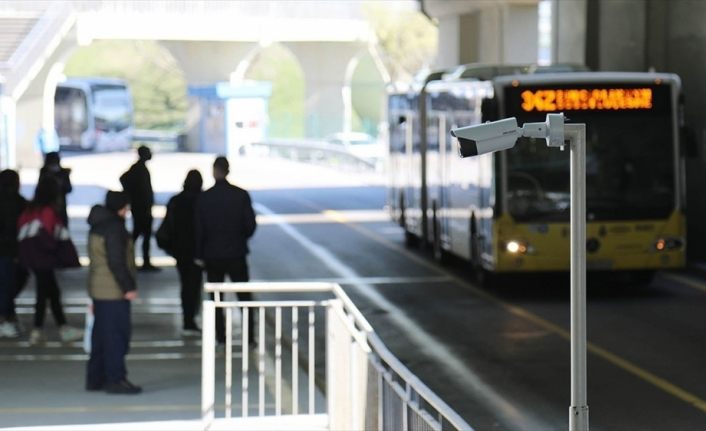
[157,170,203,336]
[120,145,159,272]
[195,157,257,344]
[0,170,28,338]
[17,177,82,345]
[38,151,72,227]
[85,191,141,394]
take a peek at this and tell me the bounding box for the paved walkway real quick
[1,153,377,429]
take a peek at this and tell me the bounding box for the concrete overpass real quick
[0,1,387,168]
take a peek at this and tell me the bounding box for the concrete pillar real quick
[0,94,17,169]
[427,1,539,69]
[161,41,256,151]
[595,0,647,71]
[13,35,78,168]
[500,4,540,63]
[551,0,587,65]
[285,42,365,138]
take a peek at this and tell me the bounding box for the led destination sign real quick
[519,88,653,112]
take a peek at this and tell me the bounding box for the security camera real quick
[450,117,520,157]
[451,113,566,157]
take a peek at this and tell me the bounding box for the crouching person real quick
[86,191,141,394]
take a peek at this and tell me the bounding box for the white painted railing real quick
[202,282,473,431]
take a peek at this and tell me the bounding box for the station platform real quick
[1,153,381,430]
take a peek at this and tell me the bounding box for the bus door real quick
[437,113,451,244]
[404,109,422,235]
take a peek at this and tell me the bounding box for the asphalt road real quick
[2,153,705,430]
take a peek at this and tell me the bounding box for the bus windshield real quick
[505,86,675,222]
[92,85,132,132]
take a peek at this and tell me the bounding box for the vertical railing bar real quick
[292,306,299,415]
[242,306,249,418]
[308,305,315,414]
[403,382,410,431]
[378,362,383,431]
[276,306,282,416]
[225,306,232,418]
[201,301,215,428]
[350,339,359,431]
[326,306,334,428]
[258,306,265,417]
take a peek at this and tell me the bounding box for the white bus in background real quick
[54,77,134,151]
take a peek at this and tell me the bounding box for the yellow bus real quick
[388,66,685,284]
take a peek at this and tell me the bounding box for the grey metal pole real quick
[567,124,589,431]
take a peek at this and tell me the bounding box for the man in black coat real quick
[120,146,159,271]
[158,170,203,335]
[195,156,257,344]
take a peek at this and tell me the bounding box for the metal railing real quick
[249,139,382,171]
[202,282,473,431]
[0,1,74,98]
[71,0,367,20]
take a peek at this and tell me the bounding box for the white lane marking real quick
[15,297,181,305]
[0,340,205,349]
[0,352,229,361]
[253,202,551,431]
[69,205,387,225]
[661,272,706,293]
[13,306,184,315]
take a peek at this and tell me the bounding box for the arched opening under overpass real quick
[61,39,188,137]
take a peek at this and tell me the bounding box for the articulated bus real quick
[388,65,685,283]
[55,77,134,151]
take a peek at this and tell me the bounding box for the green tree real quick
[245,44,305,138]
[363,2,438,83]
[64,40,187,131]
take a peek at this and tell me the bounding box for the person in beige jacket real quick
[85,191,141,394]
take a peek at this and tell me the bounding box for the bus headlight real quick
[505,240,531,254]
[654,237,683,251]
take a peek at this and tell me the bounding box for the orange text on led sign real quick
[520,88,653,112]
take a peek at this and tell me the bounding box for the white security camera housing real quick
[451,113,566,157]
[450,117,520,157]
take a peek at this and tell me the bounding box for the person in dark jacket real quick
[159,170,203,335]
[38,151,72,227]
[195,156,257,344]
[18,177,82,345]
[86,191,141,394]
[0,170,28,338]
[120,145,158,272]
